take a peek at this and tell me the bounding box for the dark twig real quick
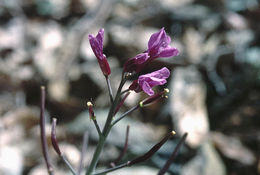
[51,118,77,175]
[78,132,89,175]
[157,132,188,175]
[111,125,130,166]
[40,86,54,175]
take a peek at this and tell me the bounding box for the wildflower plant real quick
[40,28,187,175]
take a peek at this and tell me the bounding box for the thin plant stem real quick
[40,86,54,175]
[111,105,139,126]
[93,162,129,175]
[61,155,77,175]
[51,118,77,175]
[128,131,176,166]
[105,76,114,103]
[112,125,130,165]
[93,131,176,175]
[120,89,130,96]
[86,73,127,175]
[78,132,89,175]
[114,91,131,115]
[51,118,62,156]
[93,119,102,137]
[85,135,105,175]
[157,132,188,175]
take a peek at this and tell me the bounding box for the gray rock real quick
[181,141,226,175]
[169,66,209,148]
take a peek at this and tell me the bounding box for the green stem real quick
[102,76,126,135]
[85,135,106,175]
[111,105,139,126]
[86,74,126,175]
[105,76,114,103]
[61,155,77,175]
[92,119,102,137]
[120,89,130,96]
[93,162,129,175]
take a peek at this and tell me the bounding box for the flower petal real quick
[124,53,150,73]
[88,35,103,59]
[132,67,170,96]
[158,47,179,58]
[148,28,166,51]
[96,28,104,49]
[147,28,178,60]
[89,29,111,76]
[141,81,154,96]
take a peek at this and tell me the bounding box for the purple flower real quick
[123,53,149,73]
[129,67,170,96]
[89,28,111,76]
[148,27,179,59]
[124,28,179,73]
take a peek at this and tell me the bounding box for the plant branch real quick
[157,132,188,175]
[93,131,176,175]
[60,155,77,175]
[93,162,129,175]
[114,91,131,115]
[103,73,127,134]
[40,86,54,175]
[120,89,130,96]
[86,73,127,175]
[51,118,77,175]
[111,125,130,166]
[111,105,139,126]
[93,119,102,137]
[78,132,89,175]
[129,131,176,166]
[105,76,114,103]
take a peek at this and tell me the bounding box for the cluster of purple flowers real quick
[89,28,179,96]
[40,28,181,175]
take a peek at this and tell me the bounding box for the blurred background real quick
[0,0,260,174]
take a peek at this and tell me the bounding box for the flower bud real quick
[87,101,95,120]
[89,29,111,76]
[139,88,169,107]
[51,118,62,156]
[129,67,170,96]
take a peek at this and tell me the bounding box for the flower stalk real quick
[157,132,188,175]
[78,132,89,175]
[86,74,127,175]
[40,86,54,175]
[111,125,130,166]
[51,118,77,175]
[128,131,176,166]
[87,102,102,137]
[93,131,176,175]
[105,76,114,103]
